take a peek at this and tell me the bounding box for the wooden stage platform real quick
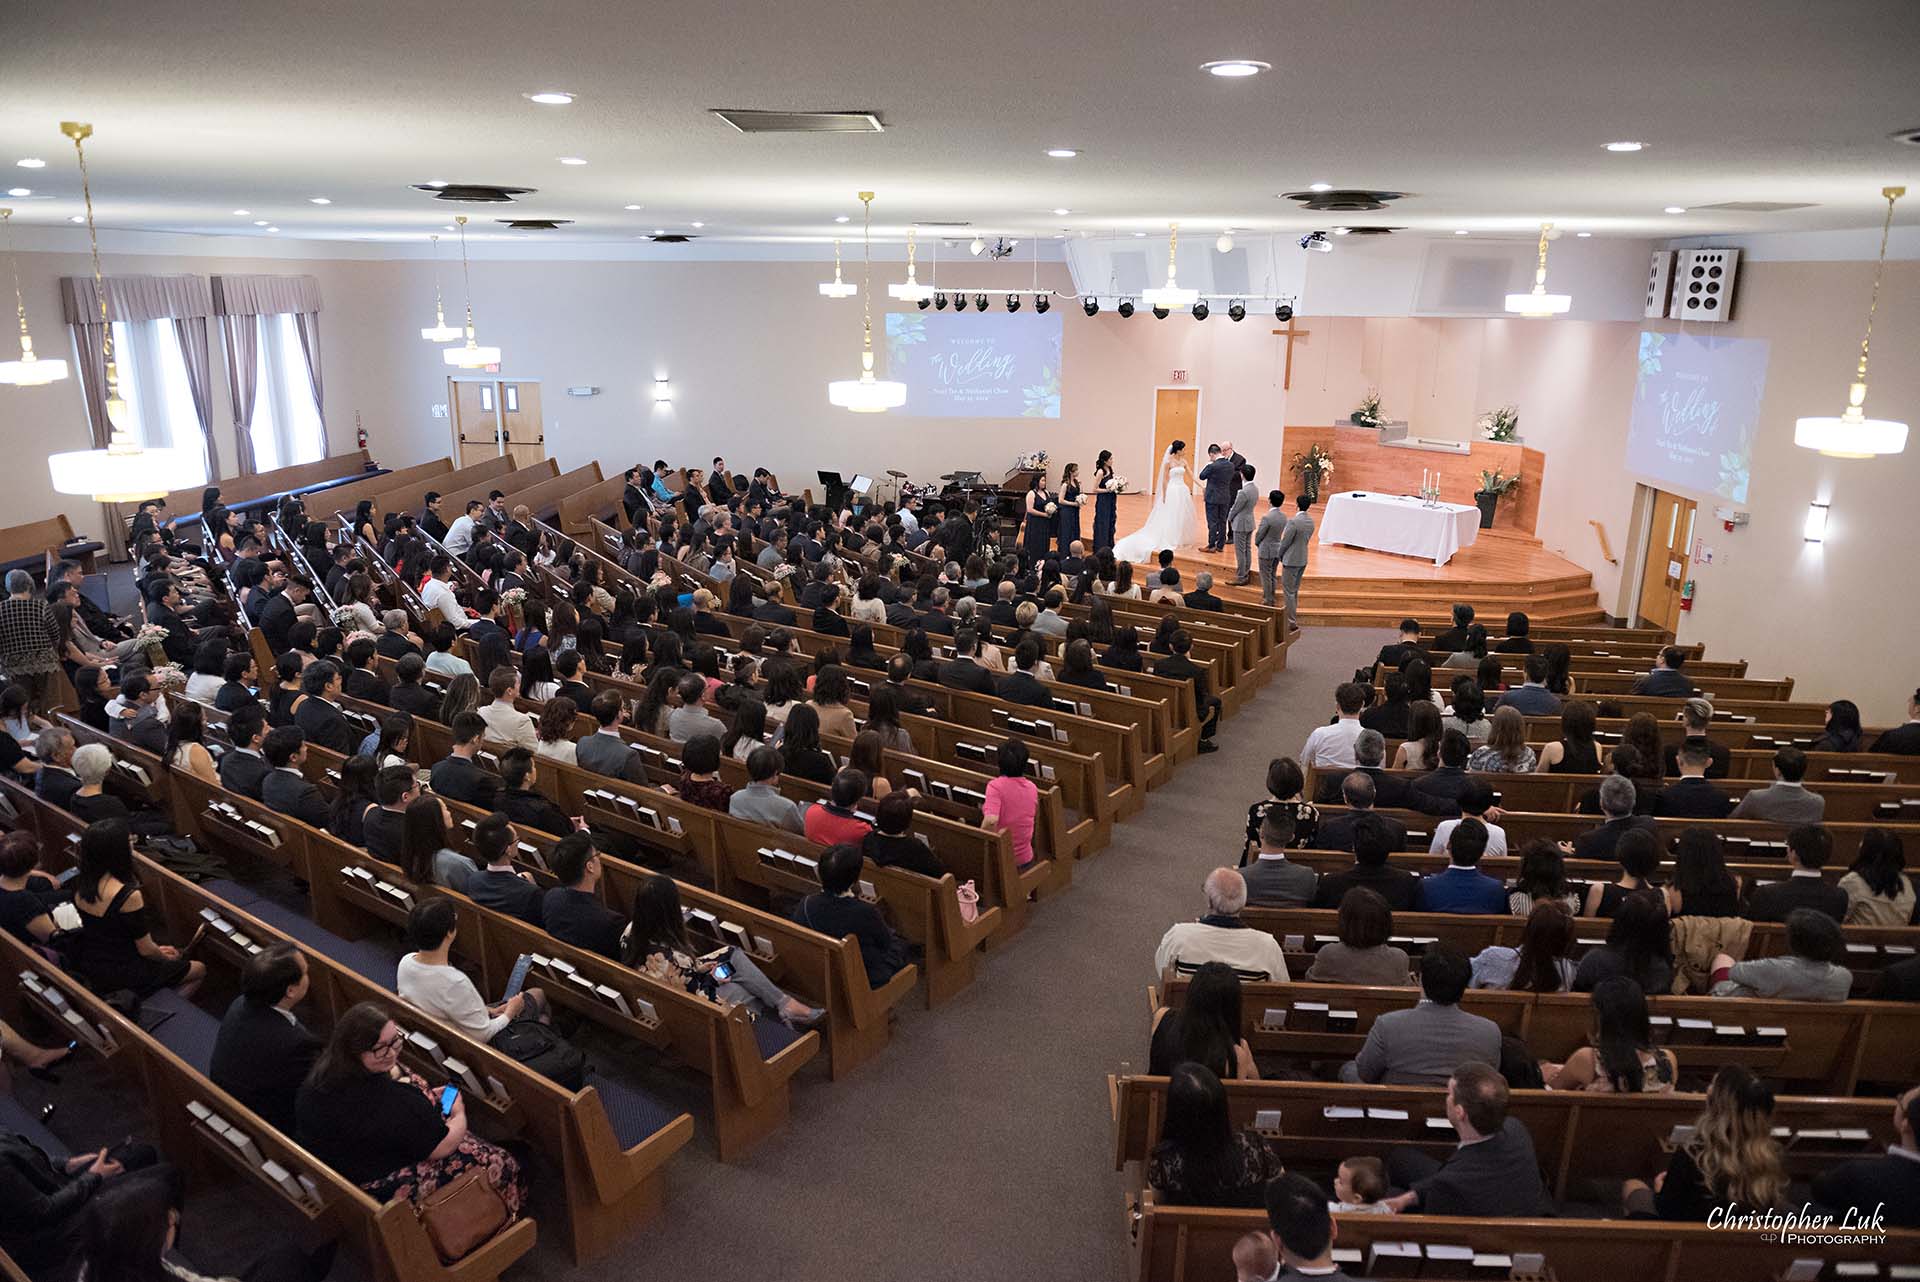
[1104,491,1605,628]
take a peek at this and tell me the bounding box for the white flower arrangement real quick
[1044,502,1058,516]
[132,623,171,649]
[1015,449,1050,471]
[345,630,379,648]
[498,587,529,609]
[147,663,188,689]
[331,606,359,628]
[1102,475,1131,493]
[1476,405,1520,442]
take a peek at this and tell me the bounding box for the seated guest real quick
[1315,729,1449,814]
[1505,839,1583,916]
[496,749,576,838]
[1440,623,1489,671]
[214,650,259,712]
[1305,887,1412,985]
[1532,699,1601,774]
[1581,828,1663,918]
[1574,890,1674,992]
[1411,729,1474,811]
[1241,811,1317,908]
[1264,1172,1354,1279]
[1427,783,1508,858]
[1655,737,1733,818]
[33,726,80,809]
[939,627,999,694]
[1545,976,1677,1091]
[983,738,1041,869]
[1840,829,1915,926]
[1372,618,1425,673]
[1467,706,1535,773]
[578,691,646,784]
[1315,773,1409,854]
[1359,672,1412,739]
[1156,629,1221,750]
[1710,907,1851,1000]
[809,665,858,741]
[1145,1063,1283,1208]
[1810,698,1867,754]
[399,793,472,892]
[996,638,1053,708]
[862,791,943,878]
[1746,825,1849,922]
[791,843,906,988]
[362,764,418,859]
[209,943,322,1132]
[295,1002,528,1225]
[777,703,836,785]
[1494,612,1534,654]
[1055,638,1109,691]
[1148,961,1258,1080]
[804,768,874,846]
[1664,827,1744,918]
[1730,746,1826,824]
[0,832,63,947]
[0,1118,172,1280]
[1380,1062,1552,1215]
[541,833,624,959]
[1417,819,1506,914]
[729,744,805,833]
[1343,948,1499,1085]
[377,609,423,659]
[1432,603,1474,654]
[667,671,725,743]
[1299,682,1366,771]
[388,653,441,718]
[1572,775,1657,859]
[1497,656,1559,717]
[1631,645,1695,697]
[668,733,733,813]
[1661,697,1731,778]
[398,898,547,1044]
[1812,1083,1920,1229]
[1232,1232,1280,1282]
[430,712,501,808]
[1313,815,1419,911]
[1245,756,1319,859]
[1471,901,1576,992]
[1621,1066,1785,1219]
[1440,681,1490,747]
[463,811,545,925]
[1870,688,1920,755]
[342,636,390,704]
[1154,868,1289,980]
[67,743,130,824]
[261,726,330,827]
[423,623,473,679]
[477,666,537,749]
[106,673,167,754]
[620,874,822,1027]
[68,819,205,998]
[209,705,266,803]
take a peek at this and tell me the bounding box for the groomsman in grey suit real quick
[1253,490,1290,607]
[1277,494,1316,627]
[1227,464,1258,585]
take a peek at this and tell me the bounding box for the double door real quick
[1636,488,1697,632]
[449,377,545,469]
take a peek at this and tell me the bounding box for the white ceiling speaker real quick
[1645,250,1675,318]
[1672,248,1738,322]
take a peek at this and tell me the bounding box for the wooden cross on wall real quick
[1271,317,1311,390]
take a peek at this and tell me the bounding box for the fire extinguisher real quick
[1679,578,1695,613]
[355,411,367,450]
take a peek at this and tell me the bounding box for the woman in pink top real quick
[983,740,1040,867]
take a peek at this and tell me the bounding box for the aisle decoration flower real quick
[1351,389,1384,427]
[1289,444,1335,502]
[1476,405,1520,442]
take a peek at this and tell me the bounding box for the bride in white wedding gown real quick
[1112,440,1199,563]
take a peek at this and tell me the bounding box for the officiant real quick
[1198,441,1246,553]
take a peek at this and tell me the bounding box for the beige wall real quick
[2,247,1913,717]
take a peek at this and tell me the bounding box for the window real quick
[106,319,210,484]
[248,314,325,471]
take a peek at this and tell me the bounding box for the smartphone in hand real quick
[438,1085,459,1118]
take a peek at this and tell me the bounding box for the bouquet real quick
[147,663,188,690]
[1102,475,1130,493]
[1351,389,1384,427]
[132,623,171,650]
[1476,405,1520,442]
[331,606,359,628]
[1044,503,1058,516]
[1015,449,1050,471]
[345,630,379,649]
[498,587,529,610]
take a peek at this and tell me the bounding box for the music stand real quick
[817,470,847,510]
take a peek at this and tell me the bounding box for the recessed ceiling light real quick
[623,204,643,211]
[525,91,575,105]
[1200,59,1270,78]
[1664,206,1687,214]
[1454,229,1469,235]
[1046,148,1078,159]
[558,156,588,166]
[425,180,449,188]
[1331,226,1352,236]
[253,220,269,226]
[834,215,850,223]
[266,226,280,233]
[1132,231,1147,237]
[1603,140,1646,152]
[443,224,455,231]
[1576,231,1593,237]
[308,197,331,205]
[7,188,30,198]
[690,221,704,228]
[653,228,664,235]
[232,208,250,215]
[16,159,45,170]
[68,215,83,224]
[1052,207,1071,216]
[1308,182,1333,193]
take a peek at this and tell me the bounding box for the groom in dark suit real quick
[1197,441,1246,553]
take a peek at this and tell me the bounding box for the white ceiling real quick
[3,0,1918,253]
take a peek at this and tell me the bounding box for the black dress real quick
[1091,465,1118,551]
[1549,737,1601,774]
[0,874,61,943]
[1055,482,1083,553]
[70,882,190,996]
[1023,490,1054,562]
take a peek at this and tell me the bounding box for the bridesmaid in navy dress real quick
[1023,474,1055,563]
[1055,462,1083,554]
[1090,451,1118,551]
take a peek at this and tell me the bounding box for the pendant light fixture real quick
[1,207,69,385]
[888,227,933,302]
[419,233,463,341]
[46,121,202,502]
[442,215,502,368]
[827,191,907,413]
[1141,223,1198,310]
[1795,185,1908,458]
[1505,222,1572,316]
[818,239,857,298]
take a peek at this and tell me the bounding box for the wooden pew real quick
[361,455,518,529]
[1413,647,1749,679]
[0,513,101,575]
[557,471,630,536]
[433,458,561,520]
[316,457,454,525]
[1390,667,1797,701]
[494,462,605,524]
[1086,589,1289,686]
[166,452,378,524]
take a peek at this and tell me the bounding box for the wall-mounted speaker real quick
[1672,247,1739,322]
[1645,250,1675,318]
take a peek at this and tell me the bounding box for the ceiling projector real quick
[969,237,1019,259]
[1298,231,1332,253]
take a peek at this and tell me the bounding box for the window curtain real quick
[212,275,326,470]
[58,274,215,561]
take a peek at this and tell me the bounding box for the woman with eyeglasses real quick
[295,1001,528,1224]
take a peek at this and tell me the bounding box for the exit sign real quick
[1170,370,1187,383]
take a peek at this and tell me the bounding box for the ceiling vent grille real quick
[647,233,697,243]
[1281,189,1406,212]
[710,109,884,133]
[497,219,571,230]
[413,184,533,203]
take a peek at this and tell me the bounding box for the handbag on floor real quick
[417,1168,509,1263]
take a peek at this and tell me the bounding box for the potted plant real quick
[1474,468,1520,528]
[1289,444,1335,503]
[1476,404,1520,442]
[1350,390,1384,428]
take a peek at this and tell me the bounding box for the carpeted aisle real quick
[545,627,1383,1280]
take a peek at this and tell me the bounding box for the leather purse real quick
[417,1168,509,1263]
[956,879,981,924]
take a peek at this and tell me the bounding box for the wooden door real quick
[449,379,500,467]
[1636,489,1697,632]
[1151,388,1200,497]
[500,381,546,468]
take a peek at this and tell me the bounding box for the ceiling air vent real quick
[648,233,697,243]
[1337,226,1402,235]
[412,183,534,203]
[497,219,572,230]
[709,109,884,133]
[1692,201,1817,213]
[1281,189,1406,212]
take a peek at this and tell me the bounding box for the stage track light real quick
[934,292,948,310]
[917,296,931,310]
[1151,304,1170,320]
[1006,293,1021,312]
[1083,298,1099,317]
[973,293,988,311]
[1275,302,1294,322]
[1192,300,1210,321]
[1035,294,1050,313]
[1117,298,1135,318]
[1228,299,1246,322]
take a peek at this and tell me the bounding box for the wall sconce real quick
[1803,502,1829,543]
[651,378,673,404]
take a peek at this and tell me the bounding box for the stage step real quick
[1295,586,1604,614]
